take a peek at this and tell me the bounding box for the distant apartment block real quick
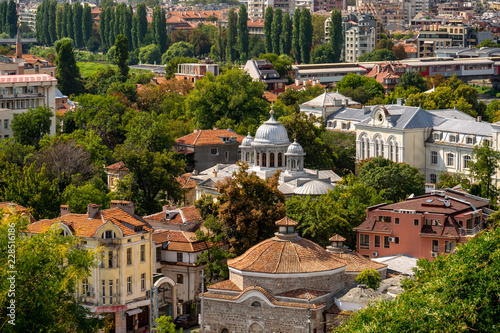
[247,0,296,19]
[175,62,220,83]
[244,59,288,94]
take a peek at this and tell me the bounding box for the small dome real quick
[293,180,334,196]
[253,112,290,145]
[285,139,306,156]
[240,132,254,147]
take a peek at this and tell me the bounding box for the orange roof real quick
[177,173,197,189]
[329,234,346,242]
[0,202,34,223]
[143,206,202,226]
[106,161,128,171]
[175,129,244,146]
[228,236,346,274]
[263,91,278,102]
[276,288,330,299]
[27,207,151,237]
[152,230,208,252]
[330,252,387,273]
[208,280,242,292]
[275,216,298,227]
[247,18,264,28]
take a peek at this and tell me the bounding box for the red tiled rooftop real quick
[329,234,346,242]
[208,280,242,292]
[152,230,208,252]
[275,216,298,227]
[106,161,128,171]
[0,74,57,83]
[276,288,330,299]
[330,252,387,273]
[175,129,245,146]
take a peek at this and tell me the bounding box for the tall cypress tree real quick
[329,9,343,63]
[0,2,6,34]
[99,8,107,50]
[55,38,82,96]
[271,8,282,55]
[136,3,147,47]
[48,0,57,44]
[62,3,70,38]
[292,8,301,63]
[35,2,44,43]
[106,7,115,47]
[66,3,74,42]
[56,5,63,40]
[281,12,292,56]
[131,15,138,50]
[42,1,50,45]
[160,8,168,54]
[226,8,237,63]
[151,6,160,47]
[264,7,273,54]
[83,4,93,47]
[7,0,16,37]
[299,9,312,64]
[114,34,129,82]
[237,4,249,63]
[114,4,123,41]
[73,3,83,48]
[125,6,133,51]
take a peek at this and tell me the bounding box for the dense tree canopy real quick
[398,71,428,92]
[11,106,53,148]
[55,38,83,96]
[358,49,396,62]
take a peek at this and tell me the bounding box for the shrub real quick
[355,269,381,289]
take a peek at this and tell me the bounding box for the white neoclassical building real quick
[352,104,499,185]
[191,110,341,198]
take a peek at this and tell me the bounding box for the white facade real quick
[344,25,377,63]
[0,74,57,140]
[350,104,498,185]
[247,0,295,19]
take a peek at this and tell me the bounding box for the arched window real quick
[389,138,399,162]
[430,173,437,183]
[262,153,267,167]
[291,159,296,170]
[360,134,370,160]
[269,153,275,167]
[256,153,260,166]
[375,136,384,157]
[447,153,454,167]
[431,151,438,164]
[246,152,250,162]
[102,230,116,239]
[278,153,282,167]
[251,301,261,307]
[221,329,229,333]
[463,155,471,169]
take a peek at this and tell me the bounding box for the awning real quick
[126,308,143,316]
[95,305,127,313]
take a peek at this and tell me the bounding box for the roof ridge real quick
[273,241,286,273]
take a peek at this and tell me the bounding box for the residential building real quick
[299,91,362,120]
[175,129,245,172]
[192,111,342,199]
[356,0,404,26]
[247,0,296,19]
[152,229,209,315]
[0,202,35,222]
[202,217,386,333]
[143,205,203,232]
[354,189,492,260]
[105,161,129,192]
[0,74,57,140]
[19,8,36,32]
[365,62,409,93]
[244,59,288,95]
[27,201,154,333]
[175,62,219,83]
[248,18,264,37]
[291,63,368,85]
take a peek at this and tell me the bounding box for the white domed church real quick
[194,110,341,199]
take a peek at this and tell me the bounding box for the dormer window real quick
[275,217,298,236]
[449,134,457,143]
[433,133,441,141]
[102,230,116,239]
[466,136,474,144]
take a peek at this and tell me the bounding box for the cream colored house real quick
[352,104,497,185]
[28,201,155,333]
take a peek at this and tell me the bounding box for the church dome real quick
[253,112,290,145]
[293,180,334,196]
[228,224,346,274]
[240,132,254,147]
[285,139,306,156]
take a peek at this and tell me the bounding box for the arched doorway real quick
[249,322,264,333]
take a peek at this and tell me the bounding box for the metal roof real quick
[432,119,493,136]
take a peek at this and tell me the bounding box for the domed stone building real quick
[194,110,341,199]
[201,218,386,333]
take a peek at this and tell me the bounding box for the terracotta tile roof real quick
[203,285,325,309]
[0,74,57,83]
[177,173,197,189]
[175,129,245,146]
[381,195,473,214]
[247,18,264,28]
[276,288,330,299]
[263,91,278,102]
[275,217,298,227]
[365,62,407,84]
[330,252,387,273]
[228,236,346,274]
[27,208,151,237]
[329,234,346,242]
[106,161,128,171]
[0,202,30,215]
[152,230,208,253]
[143,206,202,227]
[208,280,242,292]
[354,215,393,233]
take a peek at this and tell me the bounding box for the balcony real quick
[98,238,121,247]
[459,221,486,237]
[0,92,44,99]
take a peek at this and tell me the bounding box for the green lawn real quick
[77,62,141,78]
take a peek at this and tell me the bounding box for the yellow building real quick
[28,201,154,333]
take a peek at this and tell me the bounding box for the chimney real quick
[87,203,100,219]
[397,97,404,106]
[60,205,70,216]
[15,25,21,59]
[193,169,198,175]
[477,116,482,122]
[295,78,300,86]
[110,200,135,216]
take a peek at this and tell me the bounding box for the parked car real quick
[173,314,198,328]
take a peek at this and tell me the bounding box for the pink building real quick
[354,189,491,261]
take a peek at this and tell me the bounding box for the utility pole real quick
[201,269,205,333]
[306,292,311,333]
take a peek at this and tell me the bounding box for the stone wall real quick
[194,143,240,172]
[203,296,326,333]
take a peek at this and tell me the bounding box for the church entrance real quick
[249,323,264,333]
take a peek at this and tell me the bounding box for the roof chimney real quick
[110,200,135,216]
[87,203,100,219]
[60,205,70,217]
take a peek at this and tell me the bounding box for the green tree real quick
[356,269,381,289]
[271,8,282,55]
[226,8,237,62]
[476,39,498,48]
[398,71,428,92]
[105,6,114,47]
[358,49,396,61]
[281,12,292,56]
[55,38,83,96]
[189,28,211,57]
[185,68,267,129]
[73,3,84,48]
[311,14,327,47]
[436,171,471,190]
[264,6,273,53]
[322,131,356,175]
[299,9,313,64]
[114,34,129,82]
[392,43,407,60]
[292,8,301,63]
[6,0,17,37]
[155,316,179,333]
[151,6,168,54]
[217,163,286,255]
[0,163,60,219]
[162,41,194,64]
[136,3,148,47]
[238,4,249,62]
[357,157,425,203]
[337,222,500,332]
[0,213,103,332]
[311,43,334,64]
[376,38,394,50]
[11,106,53,147]
[62,182,111,214]
[99,7,107,50]
[256,53,291,77]
[82,4,93,47]
[139,43,162,64]
[65,2,74,41]
[469,141,500,203]
[337,73,385,102]
[164,56,199,78]
[329,9,343,62]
